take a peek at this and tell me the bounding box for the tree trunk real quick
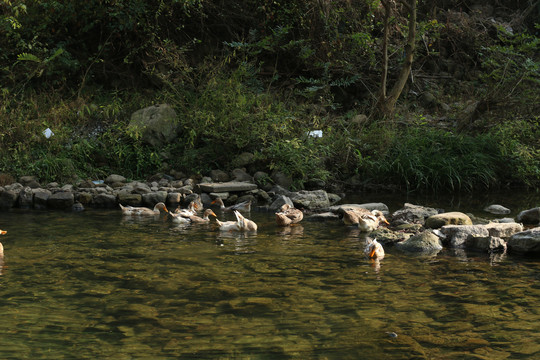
[376,0,417,118]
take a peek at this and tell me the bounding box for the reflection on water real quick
[0,207,539,359]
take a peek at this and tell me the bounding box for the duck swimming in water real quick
[187,208,217,224]
[365,239,385,260]
[215,210,257,232]
[119,202,168,216]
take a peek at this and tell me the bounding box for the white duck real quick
[357,210,389,232]
[215,210,257,231]
[365,239,385,260]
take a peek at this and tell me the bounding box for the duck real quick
[0,230,5,258]
[275,204,303,226]
[365,239,385,260]
[211,197,252,212]
[215,210,257,232]
[187,209,217,224]
[234,210,258,231]
[174,201,200,217]
[119,202,168,216]
[215,214,241,231]
[358,210,389,232]
[341,208,389,232]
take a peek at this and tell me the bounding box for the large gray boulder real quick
[129,104,178,147]
[142,191,168,207]
[33,188,52,209]
[439,224,489,247]
[47,192,75,210]
[516,207,540,225]
[93,194,117,208]
[507,227,540,254]
[0,189,17,210]
[290,190,330,210]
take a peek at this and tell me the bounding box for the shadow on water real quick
[0,192,539,359]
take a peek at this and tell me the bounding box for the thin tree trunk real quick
[376,0,417,118]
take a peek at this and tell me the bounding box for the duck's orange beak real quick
[368,246,376,258]
[0,230,6,235]
[210,210,217,217]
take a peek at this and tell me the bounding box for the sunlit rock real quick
[425,212,472,229]
[466,236,507,252]
[485,222,523,238]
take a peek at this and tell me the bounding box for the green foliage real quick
[356,124,502,192]
[258,137,331,189]
[165,61,302,173]
[490,117,540,187]
[478,26,540,110]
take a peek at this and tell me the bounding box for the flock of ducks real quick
[119,199,389,260]
[0,201,388,263]
[0,202,387,273]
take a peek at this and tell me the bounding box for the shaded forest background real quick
[1,0,539,192]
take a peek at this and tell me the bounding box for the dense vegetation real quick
[1,0,539,192]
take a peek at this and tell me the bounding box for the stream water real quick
[0,192,539,359]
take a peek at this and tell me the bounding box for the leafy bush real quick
[356,124,503,192]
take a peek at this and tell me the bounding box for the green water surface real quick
[0,205,539,359]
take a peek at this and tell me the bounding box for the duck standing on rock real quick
[365,239,385,260]
[119,202,169,216]
[341,208,389,232]
[211,198,251,212]
[275,204,303,226]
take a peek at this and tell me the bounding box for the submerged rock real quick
[395,230,443,255]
